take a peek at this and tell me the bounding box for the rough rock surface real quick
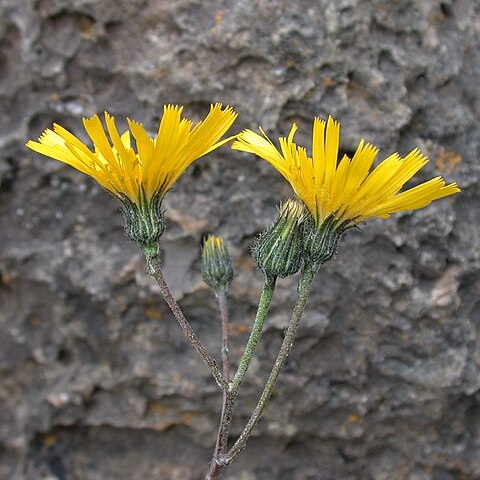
[0,0,479,479]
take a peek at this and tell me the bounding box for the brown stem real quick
[206,291,233,480]
[206,391,235,480]
[217,291,230,383]
[148,255,227,390]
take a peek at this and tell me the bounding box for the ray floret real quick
[27,104,237,206]
[232,116,459,230]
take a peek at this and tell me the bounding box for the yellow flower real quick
[27,103,237,255]
[232,116,460,230]
[26,103,237,207]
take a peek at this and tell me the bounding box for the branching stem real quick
[222,262,318,465]
[206,276,277,479]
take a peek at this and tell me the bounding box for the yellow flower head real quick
[232,116,460,230]
[26,103,237,207]
[27,103,237,254]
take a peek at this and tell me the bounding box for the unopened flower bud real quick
[302,214,340,265]
[253,199,306,279]
[202,235,234,293]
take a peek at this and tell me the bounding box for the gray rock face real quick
[0,0,478,479]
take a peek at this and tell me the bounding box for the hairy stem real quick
[230,275,277,393]
[223,263,318,465]
[147,254,227,390]
[211,291,232,464]
[206,391,235,480]
[206,276,277,479]
[217,291,230,383]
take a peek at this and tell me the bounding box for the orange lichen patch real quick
[435,150,462,174]
[117,303,128,313]
[233,324,249,336]
[147,401,198,429]
[145,307,162,320]
[170,372,182,384]
[284,58,295,69]
[424,466,433,473]
[323,77,335,88]
[347,80,370,100]
[147,401,169,415]
[43,434,57,447]
[77,15,96,36]
[348,414,361,424]
[113,295,129,313]
[160,466,191,477]
[228,323,250,338]
[154,68,168,79]
[28,315,43,327]
[304,87,315,99]
[180,412,195,426]
[0,272,12,286]
[214,10,225,26]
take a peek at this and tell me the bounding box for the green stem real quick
[147,253,228,390]
[230,275,277,393]
[206,276,277,479]
[222,263,318,465]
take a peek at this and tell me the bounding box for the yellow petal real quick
[27,106,237,207]
[234,116,460,227]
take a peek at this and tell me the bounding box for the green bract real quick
[253,199,305,279]
[202,235,234,293]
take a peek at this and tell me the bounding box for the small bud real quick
[202,235,234,293]
[302,214,340,265]
[253,199,306,279]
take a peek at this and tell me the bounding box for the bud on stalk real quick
[202,235,234,294]
[253,199,306,279]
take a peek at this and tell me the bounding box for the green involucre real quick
[202,236,234,293]
[121,190,165,253]
[253,200,305,279]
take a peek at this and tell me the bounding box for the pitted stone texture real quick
[0,0,478,479]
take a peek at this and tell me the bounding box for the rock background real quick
[0,0,478,479]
